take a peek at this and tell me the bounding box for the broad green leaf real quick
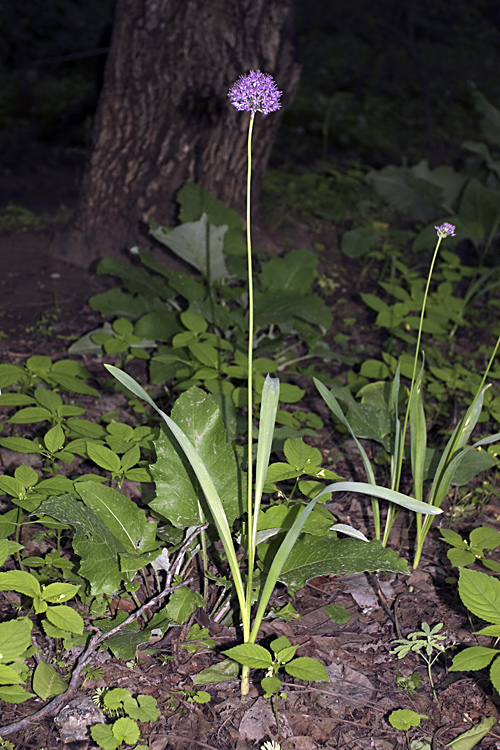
[448,548,475,568]
[0,394,33,408]
[90,723,121,750]
[0,684,35,703]
[41,582,79,603]
[0,618,33,662]
[165,587,205,625]
[38,494,129,595]
[151,387,244,529]
[0,437,40,453]
[0,539,23,566]
[261,676,282,697]
[86,443,122,474]
[105,631,155,661]
[125,694,160,722]
[112,716,140,745]
[32,660,68,699]
[273,536,407,593]
[75,481,157,553]
[469,526,500,552]
[0,570,40,599]
[490,656,500,693]
[458,568,500,624]
[270,636,292,653]
[260,248,317,293]
[44,425,65,454]
[8,406,52,424]
[150,214,228,282]
[390,709,422,730]
[34,387,62,412]
[451,449,497,486]
[45,605,84,635]
[0,664,23,685]
[285,657,329,681]
[192,658,240,685]
[105,687,131,709]
[121,443,141,472]
[222,644,272,669]
[450,646,499,671]
[446,716,497,749]
[0,363,24,388]
[284,438,322,471]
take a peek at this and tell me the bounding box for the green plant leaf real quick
[0,617,33,662]
[0,570,41,599]
[284,438,322,472]
[41,582,79,603]
[125,693,161,722]
[285,656,329,681]
[86,443,122,474]
[0,539,23,566]
[490,655,500,693]
[273,536,407,593]
[222,644,272,669]
[44,425,65,453]
[0,684,35,703]
[38,494,129,595]
[458,568,500,624]
[0,437,41,453]
[450,646,499,671]
[389,709,422,730]
[448,548,476,568]
[0,664,23,685]
[165,587,205,625]
[90,723,121,750]
[45,605,84,635]
[32,661,68,700]
[75,481,157,553]
[469,526,500,551]
[446,716,497,749]
[112,717,141,745]
[150,387,244,529]
[192,658,240,685]
[150,214,228,282]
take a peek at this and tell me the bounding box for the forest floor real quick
[0,169,500,750]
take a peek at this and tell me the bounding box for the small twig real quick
[0,525,207,738]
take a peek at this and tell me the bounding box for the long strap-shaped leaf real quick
[105,365,248,633]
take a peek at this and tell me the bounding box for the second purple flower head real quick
[228,70,282,115]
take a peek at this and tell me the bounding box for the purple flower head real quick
[228,70,282,115]
[434,222,456,239]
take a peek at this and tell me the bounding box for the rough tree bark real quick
[52,0,300,267]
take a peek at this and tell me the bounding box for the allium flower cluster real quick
[435,222,456,239]
[228,70,282,115]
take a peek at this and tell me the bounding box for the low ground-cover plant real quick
[391,621,451,703]
[440,525,500,572]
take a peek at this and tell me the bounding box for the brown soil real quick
[0,178,500,750]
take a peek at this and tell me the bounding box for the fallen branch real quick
[0,525,207,738]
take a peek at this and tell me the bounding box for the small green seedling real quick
[171,688,211,704]
[90,687,160,750]
[223,636,328,735]
[440,526,500,572]
[180,623,215,653]
[389,709,430,750]
[391,622,451,702]
[396,671,423,696]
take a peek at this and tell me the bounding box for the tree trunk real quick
[52,0,300,267]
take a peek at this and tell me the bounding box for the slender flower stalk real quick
[228,70,282,694]
[383,223,456,546]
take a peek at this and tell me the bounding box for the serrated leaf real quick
[165,586,205,624]
[0,684,35,703]
[44,425,65,453]
[0,570,40,599]
[448,548,476,568]
[285,656,329,681]
[222,644,272,669]
[32,661,68,700]
[0,437,40,453]
[45,605,84,635]
[0,663,23,685]
[0,618,33,662]
[458,568,500,624]
[86,443,122,473]
[450,646,499,671]
[41,582,79,603]
[8,406,52,424]
[284,438,322,471]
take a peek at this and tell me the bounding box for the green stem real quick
[242,111,256,696]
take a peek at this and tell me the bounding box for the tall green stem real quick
[383,235,443,546]
[242,111,256,696]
